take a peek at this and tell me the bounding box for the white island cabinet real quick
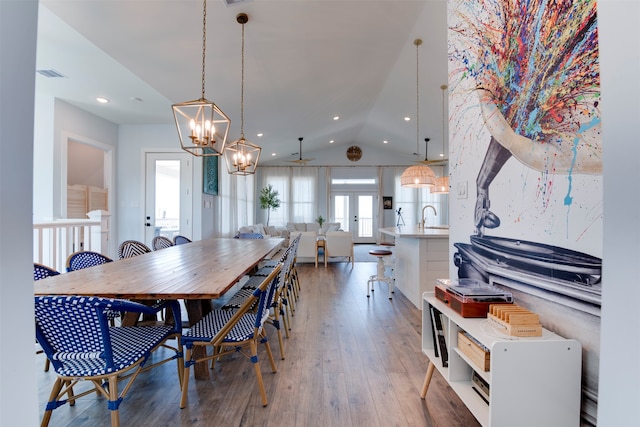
[379,226,449,308]
[421,292,582,427]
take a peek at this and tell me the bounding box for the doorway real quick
[331,192,377,243]
[144,152,193,247]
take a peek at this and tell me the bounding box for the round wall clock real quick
[346,145,362,162]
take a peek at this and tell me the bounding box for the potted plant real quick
[259,185,281,227]
[315,215,325,228]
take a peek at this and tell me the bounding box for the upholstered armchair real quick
[324,231,354,267]
[290,231,318,265]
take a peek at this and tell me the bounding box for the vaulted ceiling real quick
[37,0,449,166]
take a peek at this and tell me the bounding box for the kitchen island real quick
[379,225,449,309]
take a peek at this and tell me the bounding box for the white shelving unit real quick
[421,292,582,427]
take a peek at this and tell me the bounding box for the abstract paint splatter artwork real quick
[450,0,601,233]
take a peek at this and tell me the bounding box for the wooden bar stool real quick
[367,249,395,299]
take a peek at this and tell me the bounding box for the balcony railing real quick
[33,210,111,273]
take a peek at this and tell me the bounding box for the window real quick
[331,178,376,185]
[258,167,318,226]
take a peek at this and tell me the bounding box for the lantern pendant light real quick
[401,39,435,188]
[172,0,230,157]
[224,13,261,175]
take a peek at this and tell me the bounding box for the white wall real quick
[67,140,104,187]
[596,0,640,425]
[0,1,40,425]
[33,95,55,220]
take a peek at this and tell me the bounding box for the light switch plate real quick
[457,181,468,199]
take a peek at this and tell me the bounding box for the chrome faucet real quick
[421,205,437,227]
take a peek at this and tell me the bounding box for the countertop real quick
[379,225,449,239]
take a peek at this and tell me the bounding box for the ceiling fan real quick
[287,137,315,165]
[416,138,448,165]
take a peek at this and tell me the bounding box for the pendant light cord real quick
[441,84,447,157]
[415,39,422,158]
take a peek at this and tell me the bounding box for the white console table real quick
[420,292,582,427]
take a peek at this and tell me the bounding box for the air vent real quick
[223,0,252,6]
[36,69,67,78]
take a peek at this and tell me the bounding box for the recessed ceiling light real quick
[96,97,110,104]
[383,140,389,144]
[257,133,263,137]
[329,140,334,144]
[404,116,411,121]
[333,116,339,121]
[271,152,276,156]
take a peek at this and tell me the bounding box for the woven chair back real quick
[152,236,174,250]
[66,251,113,272]
[34,263,60,281]
[117,240,151,259]
[173,235,192,245]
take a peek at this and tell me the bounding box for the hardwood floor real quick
[37,261,481,426]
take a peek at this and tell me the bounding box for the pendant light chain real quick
[240,20,245,138]
[201,0,207,99]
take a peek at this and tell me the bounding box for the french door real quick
[144,152,193,247]
[331,192,377,243]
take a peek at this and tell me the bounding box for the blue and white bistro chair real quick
[35,296,183,427]
[33,263,60,281]
[180,265,282,409]
[33,263,61,372]
[173,235,192,245]
[66,250,113,272]
[234,232,264,239]
[117,240,151,259]
[152,235,174,251]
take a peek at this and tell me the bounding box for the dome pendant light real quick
[172,0,231,157]
[224,13,261,175]
[431,84,450,194]
[401,39,435,188]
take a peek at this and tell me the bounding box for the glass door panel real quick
[356,194,374,241]
[333,194,350,232]
[331,192,376,243]
[145,153,192,246]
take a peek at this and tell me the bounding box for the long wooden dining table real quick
[34,237,284,379]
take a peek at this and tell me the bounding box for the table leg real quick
[185,299,214,380]
[121,312,139,326]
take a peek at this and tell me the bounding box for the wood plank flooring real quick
[36,261,481,427]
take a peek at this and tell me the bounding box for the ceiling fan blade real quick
[287,157,315,165]
[418,158,448,165]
